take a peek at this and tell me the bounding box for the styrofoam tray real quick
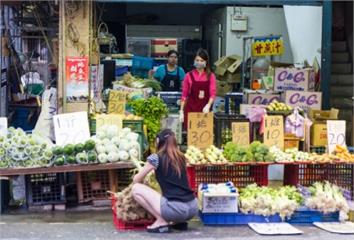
[313,222,354,234]
[248,223,303,235]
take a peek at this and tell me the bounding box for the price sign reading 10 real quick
[263,115,284,150]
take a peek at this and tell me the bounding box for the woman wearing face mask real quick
[179,48,216,129]
[132,129,197,233]
[153,50,185,91]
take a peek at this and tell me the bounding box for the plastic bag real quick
[285,108,305,138]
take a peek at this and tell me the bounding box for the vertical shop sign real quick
[188,113,214,150]
[66,57,89,102]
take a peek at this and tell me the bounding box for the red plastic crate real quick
[187,164,269,192]
[111,196,154,230]
[283,163,354,199]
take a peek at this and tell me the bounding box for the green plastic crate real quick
[89,118,144,135]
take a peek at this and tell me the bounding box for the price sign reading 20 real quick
[188,113,214,150]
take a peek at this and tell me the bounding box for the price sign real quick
[96,114,123,131]
[188,113,213,150]
[0,117,7,137]
[327,120,346,153]
[108,90,127,114]
[53,112,90,146]
[232,122,250,146]
[263,115,284,149]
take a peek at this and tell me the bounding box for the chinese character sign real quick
[252,36,284,57]
[187,113,214,150]
[66,57,89,101]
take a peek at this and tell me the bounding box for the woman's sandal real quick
[146,225,171,233]
[171,222,188,231]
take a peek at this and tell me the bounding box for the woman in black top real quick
[132,129,197,233]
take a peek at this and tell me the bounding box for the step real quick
[332,63,352,74]
[330,97,353,109]
[332,52,350,63]
[332,41,347,52]
[331,74,354,85]
[330,86,354,98]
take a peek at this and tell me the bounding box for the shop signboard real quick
[263,115,284,150]
[274,67,315,92]
[95,114,123,131]
[66,57,89,102]
[247,93,280,105]
[0,117,7,137]
[108,90,127,114]
[284,90,322,112]
[327,120,346,153]
[252,36,284,57]
[53,112,90,146]
[188,113,213,150]
[232,122,250,146]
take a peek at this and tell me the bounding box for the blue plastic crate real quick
[132,56,154,71]
[115,66,129,77]
[348,146,354,154]
[286,207,339,224]
[199,212,281,225]
[224,92,243,115]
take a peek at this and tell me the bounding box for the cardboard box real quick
[151,39,177,57]
[284,90,322,112]
[214,55,242,83]
[216,80,233,97]
[274,67,315,92]
[247,93,280,105]
[309,108,339,146]
[199,192,238,213]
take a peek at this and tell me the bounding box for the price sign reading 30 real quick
[188,113,214,150]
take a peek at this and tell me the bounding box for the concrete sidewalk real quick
[0,210,353,240]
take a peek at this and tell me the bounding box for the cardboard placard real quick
[327,120,346,153]
[284,90,322,112]
[95,114,123,131]
[263,115,284,149]
[313,222,354,234]
[187,113,213,149]
[201,192,238,213]
[274,67,315,92]
[0,117,7,137]
[108,90,127,114]
[53,112,90,146]
[247,93,280,105]
[232,122,250,146]
[249,223,303,235]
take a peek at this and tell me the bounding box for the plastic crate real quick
[283,163,354,199]
[132,56,154,70]
[286,208,339,224]
[26,173,65,206]
[156,91,181,114]
[187,164,269,193]
[310,146,326,154]
[224,92,243,115]
[123,119,144,133]
[111,196,154,230]
[348,146,354,154]
[116,168,133,192]
[199,211,281,225]
[76,170,117,203]
[115,66,129,77]
[214,113,248,148]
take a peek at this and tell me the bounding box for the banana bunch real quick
[308,153,341,163]
[266,100,292,112]
[334,145,354,162]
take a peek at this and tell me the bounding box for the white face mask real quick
[194,61,206,69]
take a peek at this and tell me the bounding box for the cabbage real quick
[119,139,130,151]
[105,144,119,154]
[96,145,106,154]
[111,137,121,147]
[107,152,119,162]
[126,132,139,142]
[98,153,108,163]
[118,150,129,161]
[129,148,139,159]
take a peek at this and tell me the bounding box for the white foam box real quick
[199,192,238,213]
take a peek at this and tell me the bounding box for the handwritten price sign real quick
[108,90,127,114]
[327,120,346,153]
[232,122,250,146]
[263,115,284,149]
[188,113,214,150]
[53,112,90,146]
[0,117,7,137]
[96,114,123,131]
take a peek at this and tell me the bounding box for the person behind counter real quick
[132,129,197,233]
[153,50,185,91]
[179,48,216,129]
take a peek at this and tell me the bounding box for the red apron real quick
[183,71,210,129]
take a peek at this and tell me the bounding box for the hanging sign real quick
[232,122,250,146]
[53,112,90,146]
[263,115,284,149]
[252,36,284,57]
[90,65,103,101]
[95,114,123,131]
[108,90,127,114]
[327,120,346,153]
[0,117,7,137]
[188,113,214,150]
[66,56,89,102]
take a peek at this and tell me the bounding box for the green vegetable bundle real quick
[223,141,274,163]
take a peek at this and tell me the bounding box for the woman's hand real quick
[132,161,155,184]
